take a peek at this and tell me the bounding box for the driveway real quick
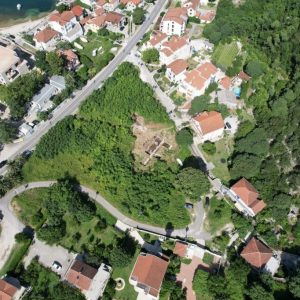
[23,238,76,276]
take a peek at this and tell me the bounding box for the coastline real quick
[0,12,50,35]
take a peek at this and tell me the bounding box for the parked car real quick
[0,160,8,168]
[52,261,62,271]
[225,122,232,129]
[22,150,32,159]
[184,203,194,209]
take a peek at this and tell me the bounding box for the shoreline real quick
[0,12,51,35]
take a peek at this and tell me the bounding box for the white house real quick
[143,31,168,50]
[120,0,143,11]
[34,27,60,51]
[160,7,188,36]
[179,61,220,99]
[97,0,120,11]
[81,0,96,7]
[192,111,224,142]
[166,59,188,83]
[159,35,191,65]
[230,178,266,217]
[182,0,200,17]
[48,11,83,42]
[198,10,215,23]
[0,46,29,85]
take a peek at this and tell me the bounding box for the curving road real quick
[0,181,210,269]
[0,0,167,171]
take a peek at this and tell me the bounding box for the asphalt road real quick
[0,181,210,268]
[0,0,167,173]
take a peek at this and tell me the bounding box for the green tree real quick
[35,51,49,72]
[0,120,17,143]
[189,95,211,115]
[245,283,274,300]
[142,48,159,64]
[175,128,193,146]
[202,141,216,155]
[132,7,145,25]
[46,52,64,75]
[176,167,210,201]
[245,61,263,78]
[229,153,261,179]
[289,268,300,298]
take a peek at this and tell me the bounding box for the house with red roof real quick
[160,7,188,36]
[179,61,220,99]
[129,253,169,300]
[192,111,224,142]
[97,0,120,11]
[57,49,80,70]
[48,11,83,42]
[65,260,112,300]
[241,237,273,269]
[143,31,168,50]
[0,278,24,300]
[71,5,85,20]
[182,0,200,17]
[159,35,191,65]
[34,27,60,51]
[121,0,143,11]
[166,59,188,83]
[230,178,266,217]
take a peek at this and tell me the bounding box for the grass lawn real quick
[12,188,48,228]
[205,197,232,235]
[112,250,139,300]
[170,91,186,106]
[0,239,31,276]
[212,41,239,70]
[12,188,118,252]
[200,136,234,184]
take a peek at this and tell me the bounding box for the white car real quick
[52,261,62,271]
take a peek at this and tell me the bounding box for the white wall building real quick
[159,35,191,65]
[166,59,188,83]
[160,7,188,36]
[34,27,60,51]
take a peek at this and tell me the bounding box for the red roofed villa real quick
[173,241,188,257]
[193,111,224,142]
[129,253,169,299]
[166,59,188,83]
[230,178,266,216]
[241,237,273,269]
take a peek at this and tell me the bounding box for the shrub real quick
[202,141,216,155]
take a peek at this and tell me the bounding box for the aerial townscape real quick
[0,0,299,299]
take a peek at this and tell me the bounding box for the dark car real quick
[22,150,32,159]
[0,160,8,168]
[48,113,53,120]
[225,122,232,129]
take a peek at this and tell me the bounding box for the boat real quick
[17,4,22,10]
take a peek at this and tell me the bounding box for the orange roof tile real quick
[66,261,97,291]
[131,254,169,297]
[162,7,188,25]
[161,35,189,56]
[121,0,142,5]
[0,279,18,300]
[105,12,123,24]
[173,241,188,257]
[167,59,188,75]
[241,237,273,268]
[196,62,217,79]
[231,178,266,215]
[238,70,251,81]
[193,111,224,135]
[219,76,231,89]
[199,11,215,22]
[34,27,59,43]
[71,5,84,17]
[149,31,168,46]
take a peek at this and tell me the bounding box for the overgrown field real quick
[22,63,190,228]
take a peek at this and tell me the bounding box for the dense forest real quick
[204,0,300,251]
[22,62,210,228]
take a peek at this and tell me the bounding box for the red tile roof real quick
[161,35,189,56]
[241,237,273,268]
[0,279,18,300]
[162,7,188,25]
[238,70,251,81]
[71,5,84,17]
[231,178,266,215]
[66,261,97,291]
[193,111,224,135]
[149,31,168,47]
[173,241,188,257]
[105,12,123,24]
[219,76,231,89]
[131,254,169,297]
[49,11,75,26]
[167,59,188,75]
[121,0,142,5]
[34,27,59,43]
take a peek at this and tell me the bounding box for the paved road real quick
[0,0,167,172]
[0,181,210,268]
